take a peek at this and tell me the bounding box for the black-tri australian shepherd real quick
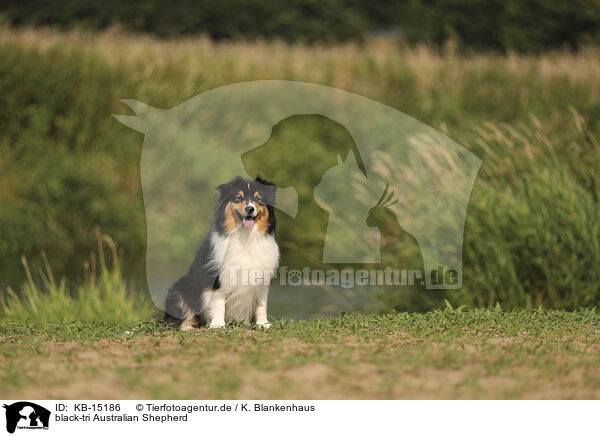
[164,175,279,329]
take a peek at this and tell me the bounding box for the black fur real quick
[163,175,277,327]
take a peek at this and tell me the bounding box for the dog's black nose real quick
[245,205,255,215]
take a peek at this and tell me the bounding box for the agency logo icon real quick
[2,402,50,434]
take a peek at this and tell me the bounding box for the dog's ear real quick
[217,180,232,198]
[255,174,277,189]
[255,174,277,206]
[217,176,245,198]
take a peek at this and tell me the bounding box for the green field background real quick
[1,28,600,317]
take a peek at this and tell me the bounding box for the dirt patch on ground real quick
[1,332,599,399]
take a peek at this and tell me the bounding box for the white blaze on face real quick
[242,199,258,229]
[247,200,258,217]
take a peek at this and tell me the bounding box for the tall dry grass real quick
[1,27,600,313]
[0,229,157,322]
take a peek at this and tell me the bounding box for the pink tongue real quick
[243,219,255,229]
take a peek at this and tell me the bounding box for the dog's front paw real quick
[180,325,196,332]
[256,322,272,329]
[208,322,226,329]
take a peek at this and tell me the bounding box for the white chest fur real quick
[207,228,279,322]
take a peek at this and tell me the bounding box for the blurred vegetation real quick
[0,231,157,323]
[0,0,599,51]
[400,0,600,52]
[1,28,600,313]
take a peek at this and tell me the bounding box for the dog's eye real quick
[254,193,264,204]
[234,195,243,203]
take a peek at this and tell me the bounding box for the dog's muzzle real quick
[236,210,259,229]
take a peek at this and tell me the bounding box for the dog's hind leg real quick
[180,315,198,331]
[176,298,202,331]
[164,313,182,328]
[164,289,198,330]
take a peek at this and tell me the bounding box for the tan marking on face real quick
[224,203,239,234]
[224,201,248,234]
[254,204,270,234]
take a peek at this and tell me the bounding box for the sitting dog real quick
[164,175,279,329]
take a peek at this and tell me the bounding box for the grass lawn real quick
[1,309,598,399]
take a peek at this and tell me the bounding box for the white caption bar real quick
[0,400,596,436]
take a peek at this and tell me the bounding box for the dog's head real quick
[215,175,277,235]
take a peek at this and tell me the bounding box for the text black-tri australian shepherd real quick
[164,175,279,330]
